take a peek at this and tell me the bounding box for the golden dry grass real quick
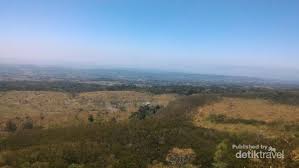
[0,91,177,131]
[193,97,299,138]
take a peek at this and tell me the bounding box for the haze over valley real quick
[1,1,299,168]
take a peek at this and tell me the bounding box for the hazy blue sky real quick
[0,0,299,80]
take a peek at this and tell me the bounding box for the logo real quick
[232,144,284,159]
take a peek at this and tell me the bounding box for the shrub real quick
[207,114,266,125]
[5,120,17,132]
[22,118,34,129]
[88,114,94,123]
[31,162,49,168]
[212,140,230,168]
[207,114,226,123]
[68,164,85,168]
[165,148,196,166]
[130,104,161,120]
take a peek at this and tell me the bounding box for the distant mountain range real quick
[0,64,298,88]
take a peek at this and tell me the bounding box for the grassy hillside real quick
[0,91,176,132]
[0,94,298,167]
[193,97,299,138]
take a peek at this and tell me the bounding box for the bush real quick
[88,114,94,123]
[165,148,196,166]
[207,114,226,123]
[213,140,230,168]
[31,162,50,168]
[68,164,85,168]
[207,114,266,125]
[22,118,34,129]
[5,120,17,132]
[130,104,161,120]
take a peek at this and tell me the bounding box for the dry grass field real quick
[193,97,299,138]
[1,93,298,167]
[0,91,177,132]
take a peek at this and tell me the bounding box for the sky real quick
[0,0,299,80]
